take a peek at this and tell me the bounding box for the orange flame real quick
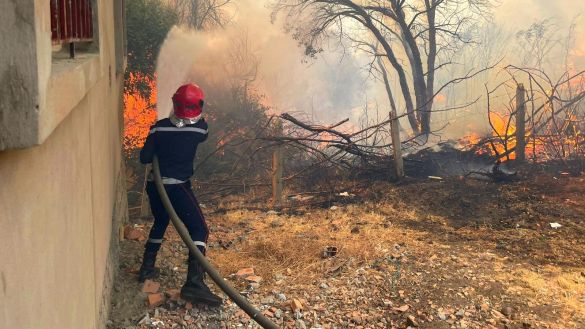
[123,73,158,153]
[488,112,517,161]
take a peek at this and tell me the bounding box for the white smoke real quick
[155,0,585,138]
[155,0,370,124]
[156,27,207,119]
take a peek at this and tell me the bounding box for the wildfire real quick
[464,110,582,163]
[488,112,517,160]
[458,133,486,152]
[123,73,158,153]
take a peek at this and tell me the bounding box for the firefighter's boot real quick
[180,257,223,307]
[138,250,160,282]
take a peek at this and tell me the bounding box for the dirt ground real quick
[108,173,585,329]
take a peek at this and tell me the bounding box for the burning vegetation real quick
[124,73,158,153]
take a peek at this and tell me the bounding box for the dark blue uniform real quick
[140,118,209,254]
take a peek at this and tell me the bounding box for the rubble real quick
[109,177,585,329]
[141,280,160,294]
[124,225,144,241]
[290,298,304,312]
[245,275,263,283]
[147,293,165,308]
[235,267,255,278]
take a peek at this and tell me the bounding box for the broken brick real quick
[147,293,165,308]
[236,268,255,278]
[290,298,303,312]
[141,280,160,294]
[124,226,143,241]
[245,275,263,283]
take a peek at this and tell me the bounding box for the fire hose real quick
[152,156,279,329]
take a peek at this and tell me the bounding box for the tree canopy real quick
[127,0,178,81]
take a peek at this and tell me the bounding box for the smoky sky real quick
[156,0,585,137]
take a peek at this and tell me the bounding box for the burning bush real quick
[123,73,158,153]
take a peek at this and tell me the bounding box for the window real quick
[50,0,94,57]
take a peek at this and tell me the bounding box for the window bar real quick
[50,0,60,42]
[50,0,93,50]
[59,0,68,43]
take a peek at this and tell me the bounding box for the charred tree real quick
[273,0,495,136]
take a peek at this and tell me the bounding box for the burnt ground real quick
[108,173,585,329]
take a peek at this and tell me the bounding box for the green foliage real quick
[126,0,178,90]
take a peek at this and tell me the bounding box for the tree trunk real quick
[365,21,419,134]
[422,0,438,135]
[271,119,284,208]
[377,56,404,179]
[393,0,428,134]
[516,84,527,163]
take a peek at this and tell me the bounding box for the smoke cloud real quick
[156,0,370,123]
[156,0,585,139]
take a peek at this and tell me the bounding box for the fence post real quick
[390,111,404,179]
[140,166,152,217]
[272,119,284,208]
[516,84,527,163]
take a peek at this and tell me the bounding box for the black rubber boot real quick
[180,257,223,307]
[138,250,160,282]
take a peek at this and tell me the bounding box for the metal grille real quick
[50,0,93,45]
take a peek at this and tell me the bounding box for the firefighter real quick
[138,83,222,306]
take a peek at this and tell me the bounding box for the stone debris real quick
[290,298,304,312]
[165,288,181,301]
[393,304,410,312]
[109,177,585,329]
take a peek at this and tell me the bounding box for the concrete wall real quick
[0,0,40,149]
[0,0,127,328]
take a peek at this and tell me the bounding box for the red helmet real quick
[172,84,205,120]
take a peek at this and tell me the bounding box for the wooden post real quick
[376,55,404,180]
[516,84,527,163]
[140,166,152,217]
[390,111,404,179]
[272,119,284,208]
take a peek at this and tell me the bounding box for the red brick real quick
[142,280,160,294]
[124,226,143,241]
[147,293,165,308]
[236,268,254,278]
[245,275,262,283]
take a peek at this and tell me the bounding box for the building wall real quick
[0,0,40,149]
[0,1,127,328]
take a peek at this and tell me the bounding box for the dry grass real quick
[499,266,585,322]
[201,177,585,328]
[210,204,427,286]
